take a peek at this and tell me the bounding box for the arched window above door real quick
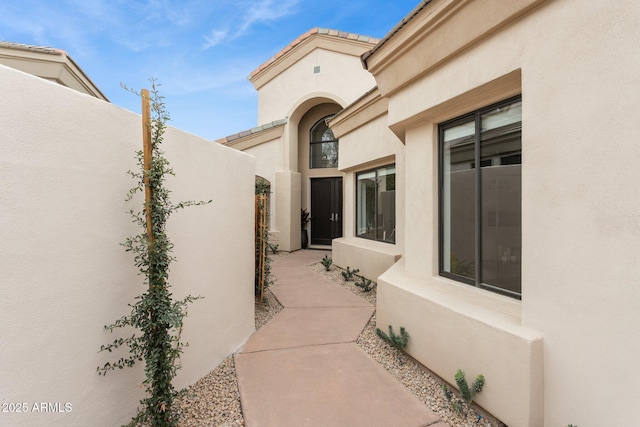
[309,115,338,168]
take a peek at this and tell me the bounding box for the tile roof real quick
[0,41,68,57]
[249,28,381,79]
[216,118,288,145]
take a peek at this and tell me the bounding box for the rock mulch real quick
[174,356,244,427]
[172,252,506,427]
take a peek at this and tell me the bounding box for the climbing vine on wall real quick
[97,80,210,427]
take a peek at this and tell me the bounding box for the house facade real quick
[222,1,640,425]
[218,28,379,252]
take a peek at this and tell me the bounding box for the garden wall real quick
[0,64,256,426]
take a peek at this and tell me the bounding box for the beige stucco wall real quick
[331,105,405,281]
[371,0,640,425]
[245,138,283,232]
[0,65,255,426]
[256,48,375,125]
[237,38,377,252]
[275,170,302,252]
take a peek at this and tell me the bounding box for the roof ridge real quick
[248,27,381,79]
[0,40,67,56]
[216,118,288,145]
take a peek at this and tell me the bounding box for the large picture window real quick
[310,115,338,168]
[439,96,522,298]
[357,165,396,244]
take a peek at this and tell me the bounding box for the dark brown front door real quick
[310,177,343,245]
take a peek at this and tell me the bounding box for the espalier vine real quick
[98,80,210,427]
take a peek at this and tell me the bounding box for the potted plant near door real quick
[301,208,310,249]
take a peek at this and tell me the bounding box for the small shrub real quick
[442,369,485,414]
[341,266,359,281]
[321,255,332,271]
[268,243,279,254]
[376,325,409,351]
[301,208,310,229]
[355,276,374,292]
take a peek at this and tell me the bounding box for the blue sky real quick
[1,0,419,140]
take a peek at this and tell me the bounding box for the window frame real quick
[355,164,396,244]
[438,95,522,299]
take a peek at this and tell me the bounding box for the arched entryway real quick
[297,102,344,247]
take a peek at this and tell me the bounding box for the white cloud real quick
[202,0,300,50]
[238,0,300,34]
[203,29,229,49]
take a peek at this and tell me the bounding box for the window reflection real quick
[357,165,396,244]
[440,98,521,297]
[310,116,338,168]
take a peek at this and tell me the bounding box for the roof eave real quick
[361,0,433,70]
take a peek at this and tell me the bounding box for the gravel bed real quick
[171,252,505,427]
[174,356,244,427]
[308,262,376,305]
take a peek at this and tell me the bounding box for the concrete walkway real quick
[235,250,447,427]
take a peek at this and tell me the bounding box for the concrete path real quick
[235,249,447,427]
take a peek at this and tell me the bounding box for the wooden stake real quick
[142,89,153,244]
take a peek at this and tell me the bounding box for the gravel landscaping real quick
[172,252,506,427]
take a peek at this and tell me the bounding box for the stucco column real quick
[275,170,301,252]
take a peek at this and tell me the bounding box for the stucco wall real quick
[374,0,640,425]
[257,48,375,125]
[245,138,283,231]
[0,65,255,426]
[332,111,405,281]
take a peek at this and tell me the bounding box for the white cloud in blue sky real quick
[0,0,419,139]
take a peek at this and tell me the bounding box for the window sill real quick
[388,259,524,331]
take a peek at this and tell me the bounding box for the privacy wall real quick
[0,65,255,426]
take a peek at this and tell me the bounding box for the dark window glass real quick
[440,96,522,298]
[356,165,396,244]
[310,116,338,168]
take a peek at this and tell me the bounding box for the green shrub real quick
[442,369,485,414]
[376,325,409,351]
[341,266,359,281]
[355,276,374,292]
[321,255,332,271]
